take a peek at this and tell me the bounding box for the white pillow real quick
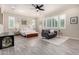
[50,30,54,33]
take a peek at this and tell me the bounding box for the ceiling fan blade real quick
[32,4,39,9]
[39,4,44,8]
[32,4,36,8]
[39,8,44,11]
[32,4,45,12]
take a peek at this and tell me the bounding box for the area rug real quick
[41,36,69,45]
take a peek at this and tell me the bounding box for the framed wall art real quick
[70,16,78,24]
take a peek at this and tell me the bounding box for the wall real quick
[3,12,37,32]
[0,9,3,24]
[61,7,79,39]
[36,16,45,33]
[44,7,79,39]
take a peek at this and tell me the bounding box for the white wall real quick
[36,16,45,33]
[0,8,3,24]
[61,7,79,39]
[3,12,37,32]
[43,7,79,39]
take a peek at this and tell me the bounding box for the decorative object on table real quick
[0,32,14,49]
[70,16,78,24]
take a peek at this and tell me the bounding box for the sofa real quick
[41,29,57,39]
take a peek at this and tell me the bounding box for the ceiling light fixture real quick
[32,4,45,12]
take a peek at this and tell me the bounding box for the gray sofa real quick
[41,29,57,39]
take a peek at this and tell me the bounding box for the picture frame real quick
[21,20,27,25]
[70,16,78,24]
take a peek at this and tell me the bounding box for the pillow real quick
[50,30,54,33]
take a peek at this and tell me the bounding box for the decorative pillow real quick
[50,30,54,33]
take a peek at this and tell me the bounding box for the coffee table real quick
[0,32,14,49]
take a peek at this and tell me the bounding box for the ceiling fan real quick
[32,4,45,12]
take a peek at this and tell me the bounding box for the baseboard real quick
[69,37,79,40]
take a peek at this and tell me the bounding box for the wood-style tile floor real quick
[0,36,79,55]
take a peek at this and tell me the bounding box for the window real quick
[59,14,66,28]
[8,16,15,29]
[53,16,59,28]
[47,18,51,27]
[43,14,66,29]
[51,18,54,27]
[44,20,46,27]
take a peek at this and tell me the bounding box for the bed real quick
[19,27,38,38]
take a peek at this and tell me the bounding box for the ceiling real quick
[0,4,79,17]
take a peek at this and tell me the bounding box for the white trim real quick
[0,24,3,33]
[69,37,79,40]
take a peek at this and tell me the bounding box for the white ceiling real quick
[0,4,79,17]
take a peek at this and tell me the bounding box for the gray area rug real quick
[41,36,69,45]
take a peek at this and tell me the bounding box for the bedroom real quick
[0,4,79,55]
